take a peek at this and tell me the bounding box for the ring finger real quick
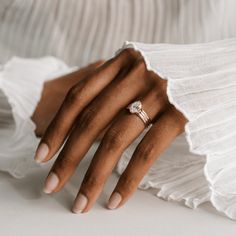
[72,86,168,213]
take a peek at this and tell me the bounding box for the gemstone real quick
[128,101,142,113]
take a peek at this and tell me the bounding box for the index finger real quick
[34,50,138,163]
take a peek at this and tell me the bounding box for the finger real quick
[96,109,126,141]
[44,59,149,194]
[72,86,168,213]
[53,60,105,90]
[32,61,105,137]
[107,107,187,209]
[35,50,137,163]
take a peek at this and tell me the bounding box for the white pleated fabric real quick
[1,0,236,220]
[0,57,72,177]
[1,0,236,66]
[116,38,236,220]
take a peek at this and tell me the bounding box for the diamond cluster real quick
[128,101,142,113]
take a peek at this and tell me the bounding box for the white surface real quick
[1,146,236,236]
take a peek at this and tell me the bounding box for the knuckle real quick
[103,128,124,151]
[121,48,138,60]
[135,58,146,71]
[78,106,97,130]
[148,81,168,106]
[135,143,156,162]
[66,84,85,105]
[55,156,77,171]
[129,59,147,80]
[150,76,167,93]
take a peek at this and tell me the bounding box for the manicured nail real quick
[43,172,59,194]
[35,143,49,163]
[72,193,88,214]
[107,192,122,210]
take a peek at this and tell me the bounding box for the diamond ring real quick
[126,101,151,127]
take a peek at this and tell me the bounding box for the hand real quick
[34,49,187,213]
[32,61,104,136]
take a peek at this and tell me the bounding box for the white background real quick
[1,146,236,236]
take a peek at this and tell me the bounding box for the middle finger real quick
[73,84,168,212]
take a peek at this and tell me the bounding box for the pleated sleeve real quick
[0,57,71,178]
[116,38,236,220]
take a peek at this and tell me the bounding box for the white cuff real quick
[0,57,71,178]
[116,38,236,220]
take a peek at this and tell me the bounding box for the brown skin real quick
[32,60,104,136]
[34,49,187,213]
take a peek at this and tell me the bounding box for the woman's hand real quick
[32,61,104,136]
[34,49,187,213]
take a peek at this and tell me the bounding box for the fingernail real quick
[107,192,122,210]
[35,143,49,163]
[43,172,59,194]
[72,193,88,214]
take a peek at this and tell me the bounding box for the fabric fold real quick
[0,57,71,177]
[116,38,236,220]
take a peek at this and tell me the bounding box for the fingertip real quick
[43,172,59,194]
[107,192,122,210]
[72,193,88,214]
[35,143,49,163]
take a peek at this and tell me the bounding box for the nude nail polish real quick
[72,193,88,214]
[43,172,59,194]
[35,143,49,163]
[107,192,122,210]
